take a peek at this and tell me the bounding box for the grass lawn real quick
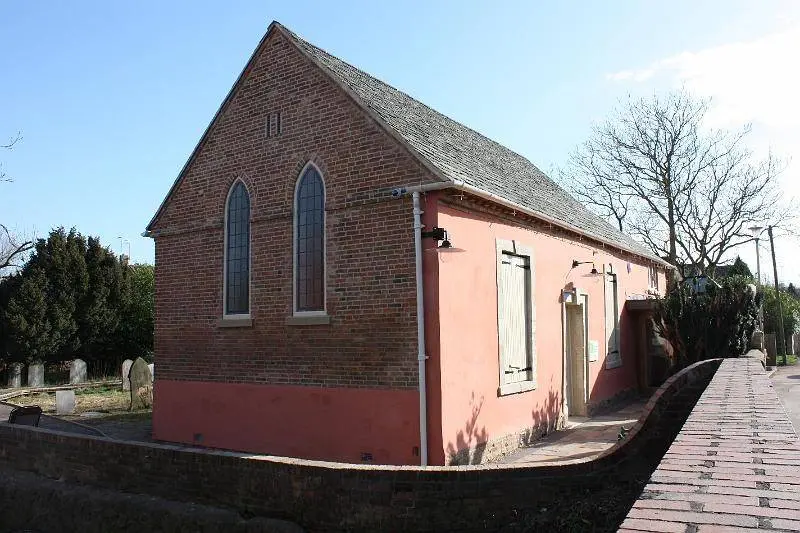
[786,354,798,365]
[9,385,140,416]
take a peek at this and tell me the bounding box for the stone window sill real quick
[498,380,537,397]
[217,317,253,328]
[286,314,331,326]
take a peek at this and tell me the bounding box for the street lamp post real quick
[749,226,764,284]
[117,237,131,260]
[749,226,766,335]
[767,226,787,365]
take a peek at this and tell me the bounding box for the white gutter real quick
[412,191,428,466]
[396,181,672,269]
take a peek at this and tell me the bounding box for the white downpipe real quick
[412,191,428,466]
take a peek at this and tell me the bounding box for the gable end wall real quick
[151,29,440,464]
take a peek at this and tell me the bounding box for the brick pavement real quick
[619,358,800,532]
[497,400,645,464]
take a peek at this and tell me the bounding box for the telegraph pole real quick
[768,226,786,364]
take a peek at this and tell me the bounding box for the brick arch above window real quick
[220,174,257,216]
[286,155,329,204]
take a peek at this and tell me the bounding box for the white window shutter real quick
[498,252,521,384]
[509,254,529,383]
[496,240,537,393]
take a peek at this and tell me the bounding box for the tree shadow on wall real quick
[521,386,561,447]
[445,384,563,465]
[445,392,487,465]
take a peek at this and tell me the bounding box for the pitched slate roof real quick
[280,24,660,263]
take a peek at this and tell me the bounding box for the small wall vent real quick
[265,111,282,138]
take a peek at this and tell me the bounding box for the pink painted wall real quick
[432,202,661,462]
[154,380,420,465]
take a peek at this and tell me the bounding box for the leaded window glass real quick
[225,181,250,315]
[295,167,325,312]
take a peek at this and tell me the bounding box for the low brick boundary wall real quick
[0,360,720,532]
[0,466,304,533]
[620,357,800,532]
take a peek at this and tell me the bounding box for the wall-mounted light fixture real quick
[571,260,599,275]
[422,227,454,250]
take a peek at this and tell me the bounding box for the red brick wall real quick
[150,29,436,390]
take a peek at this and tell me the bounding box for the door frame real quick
[561,288,589,420]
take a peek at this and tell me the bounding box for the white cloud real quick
[608,25,800,131]
[607,24,800,282]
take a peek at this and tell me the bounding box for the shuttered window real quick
[224,181,250,316]
[496,239,536,395]
[604,266,622,369]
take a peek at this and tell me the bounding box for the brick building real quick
[145,22,671,466]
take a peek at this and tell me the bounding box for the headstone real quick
[122,359,133,391]
[129,357,153,410]
[69,359,87,384]
[148,363,154,379]
[765,333,777,366]
[56,390,76,415]
[27,363,44,388]
[750,330,764,351]
[7,363,23,388]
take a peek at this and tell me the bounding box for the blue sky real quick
[1,1,798,282]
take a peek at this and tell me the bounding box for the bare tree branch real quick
[0,131,21,183]
[0,223,33,274]
[561,89,793,275]
[1,131,32,274]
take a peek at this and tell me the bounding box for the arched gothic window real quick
[224,181,250,315]
[294,165,325,313]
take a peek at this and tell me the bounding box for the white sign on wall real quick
[588,340,599,362]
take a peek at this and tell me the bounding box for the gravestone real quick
[148,363,154,379]
[27,363,44,388]
[750,330,764,351]
[765,333,777,366]
[56,390,76,415]
[7,363,23,388]
[129,357,153,410]
[122,359,133,391]
[69,359,87,384]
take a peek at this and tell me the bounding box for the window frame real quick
[292,162,328,318]
[222,179,252,320]
[648,265,659,291]
[604,265,622,369]
[495,239,537,396]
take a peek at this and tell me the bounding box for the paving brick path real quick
[497,400,645,464]
[619,358,800,532]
